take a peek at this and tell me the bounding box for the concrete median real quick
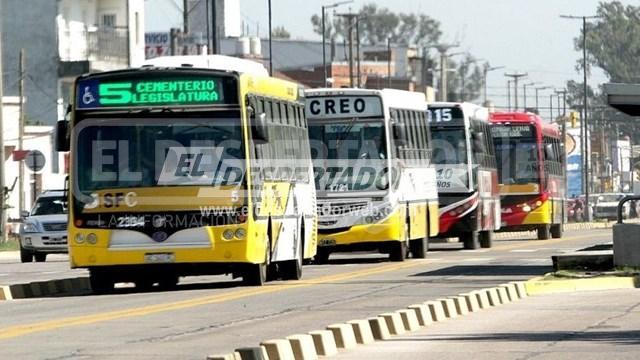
[407,304,432,326]
[326,323,357,349]
[425,300,447,322]
[397,309,420,331]
[308,330,338,356]
[261,339,295,360]
[367,317,391,341]
[286,334,318,360]
[347,319,375,345]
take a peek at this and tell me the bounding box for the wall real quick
[1,0,59,125]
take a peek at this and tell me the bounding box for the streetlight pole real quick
[523,82,537,110]
[268,0,272,75]
[322,1,353,87]
[535,86,551,114]
[505,72,528,110]
[483,65,504,104]
[561,14,600,221]
[507,80,512,111]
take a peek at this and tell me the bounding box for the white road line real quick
[461,257,495,262]
[510,249,537,253]
[460,249,490,253]
[0,273,8,277]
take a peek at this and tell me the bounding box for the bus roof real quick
[141,55,269,76]
[490,111,560,136]
[304,88,426,111]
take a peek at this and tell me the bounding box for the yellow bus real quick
[55,55,317,292]
[305,88,439,262]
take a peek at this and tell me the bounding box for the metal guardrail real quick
[617,195,640,224]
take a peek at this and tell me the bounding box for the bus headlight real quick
[234,228,246,239]
[522,205,532,212]
[223,229,234,240]
[86,233,98,244]
[75,233,85,244]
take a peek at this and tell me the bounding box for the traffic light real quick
[569,111,579,128]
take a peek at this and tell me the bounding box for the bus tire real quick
[158,275,179,290]
[550,224,563,239]
[315,248,330,264]
[389,241,407,262]
[134,279,155,292]
[537,225,551,240]
[243,262,267,286]
[281,244,303,281]
[89,270,114,294]
[409,237,428,258]
[479,231,493,248]
[461,232,480,250]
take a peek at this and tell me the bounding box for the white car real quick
[19,190,69,263]
[592,193,631,220]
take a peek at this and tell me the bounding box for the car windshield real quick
[31,196,67,215]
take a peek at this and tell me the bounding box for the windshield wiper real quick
[334,117,359,150]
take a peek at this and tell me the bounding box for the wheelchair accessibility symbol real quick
[82,86,96,105]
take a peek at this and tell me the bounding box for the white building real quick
[2,97,67,228]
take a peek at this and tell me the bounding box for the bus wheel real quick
[134,279,155,292]
[409,237,429,258]
[550,224,563,239]
[479,231,493,248]
[243,262,267,286]
[389,241,407,262]
[461,232,480,250]
[158,275,179,290]
[315,248,331,264]
[89,270,114,294]
[537,225,551,240]
[281,244,303,280]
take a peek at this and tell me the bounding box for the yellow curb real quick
[367,317,391,341]
[424,300,447,322]
[397,309,420,332]
[347,320,375,345]
[326,323,357,349]
[525,276,640,295]
[450,296,469,316]
[286,334,318,360]
[438,298,458,319]
[261,339,295,360]
[379,312,405,335]
[407,304,432,326]
[461,293,480,312]
[308,330,338,356]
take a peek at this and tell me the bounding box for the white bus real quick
[305,88,439,262]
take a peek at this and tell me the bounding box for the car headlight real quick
[22,223,39,233]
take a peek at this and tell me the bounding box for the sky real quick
[146,0,634,116]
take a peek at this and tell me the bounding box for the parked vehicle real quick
[592,193,631,220]
[19,190,68,263]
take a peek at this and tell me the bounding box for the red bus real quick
[490,112,566,239]
[429,103,501,249]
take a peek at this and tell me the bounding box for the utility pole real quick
[504,72,527,110]
[387,37,391,88]
[18,49,25,215]
[321,1,353,88]
[0,0,6,243]
[356,17,361,87]
[507,80,512,111]
[535,86,551,114]
[336,12,359,87]
[549,93,554,122]
[434,44,458,102]
[561,14,599,221]
[268,0,273,75]
[523,82,537,110]
[556,88,568,224]
[182,0,189,55]
[483,65,504,103]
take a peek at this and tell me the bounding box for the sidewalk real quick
[334,289,640,360]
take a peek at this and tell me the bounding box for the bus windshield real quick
[308,120,388,192]
[431,127,467,164]
[492,125,539,185]
[75,114,245,192]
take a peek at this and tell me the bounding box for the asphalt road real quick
[0,228,613,359]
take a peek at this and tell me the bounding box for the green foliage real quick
[577,1,640,82]
[272,26,291,39]
[446,55,485,102]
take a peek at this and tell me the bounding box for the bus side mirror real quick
[544,143,554,160]
[252,113,270,143]
[55,120,70,152]
[393,122,407,146]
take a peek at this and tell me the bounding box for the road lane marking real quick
[510,249,537,253]
[493,232,609,252]
[0,259,430,340]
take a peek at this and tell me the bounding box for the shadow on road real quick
[388,330,640,345]
[411,265,552,277]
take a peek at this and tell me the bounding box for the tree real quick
[577,1,640,82]
[445,55,484,102]
[272,26,291,39]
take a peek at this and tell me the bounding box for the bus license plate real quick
[319,239,336,247]
[144,253,175,263]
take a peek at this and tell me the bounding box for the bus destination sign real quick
[490,125,534,138]
[76,77,225,109]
